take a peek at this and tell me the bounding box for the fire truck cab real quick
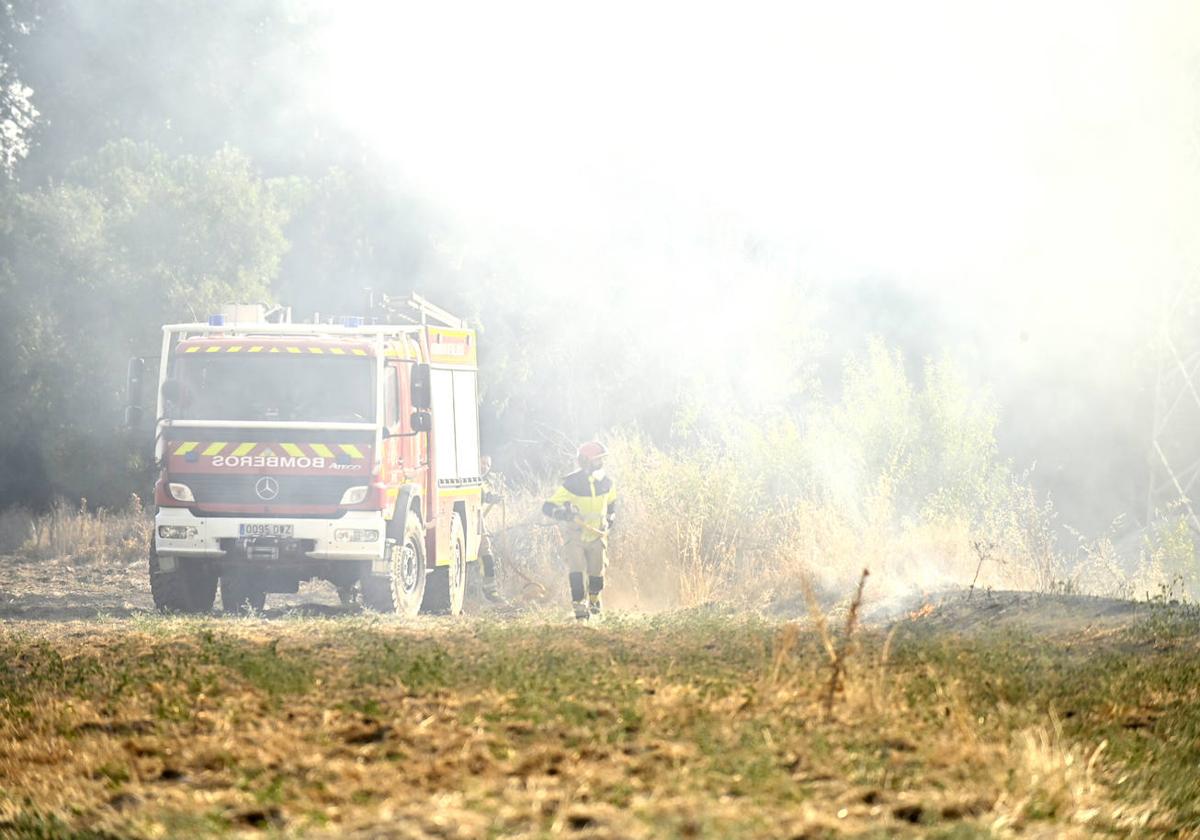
[136,297,483,616]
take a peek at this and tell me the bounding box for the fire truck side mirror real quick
[411,363,432,410]
[410,412,432,433]
[124,357,145,428]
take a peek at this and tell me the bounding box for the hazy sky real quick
[315,1,1200,361]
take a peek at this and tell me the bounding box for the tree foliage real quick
[0,0,40,177]
[0,141,293,506]
[15,0,334,181]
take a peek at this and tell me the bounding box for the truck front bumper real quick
[153,507,387,562]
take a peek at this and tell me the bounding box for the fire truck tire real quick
[422,513,466,615]
[149,544,217,614]
[220,573,267,613]
[363,514,426,616]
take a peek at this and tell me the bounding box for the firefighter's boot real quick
[569,572,589,621]
[588,575,604,617]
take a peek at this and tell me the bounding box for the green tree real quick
[0,140,295,507]
[16,0,336,183]
[0,1,40,177]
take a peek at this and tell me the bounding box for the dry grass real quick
[822,568,868,717]
[5,496,150,566]
[507,430,1200,615]
[1,602,1197,838]
[490,432,1061,617]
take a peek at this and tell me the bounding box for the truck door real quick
[383,362,427,518]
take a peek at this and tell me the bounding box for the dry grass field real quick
[2,499,1199,838]
[2,584,1199,838]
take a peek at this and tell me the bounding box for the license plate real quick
[239,523,294,538]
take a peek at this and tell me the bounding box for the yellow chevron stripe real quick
[226,345,242,353]
[184,346,200,353]
[248,346,263,353]
[269,347,280,353]
[280,443,305,458]
[310,443,335,459]
[287,346,302,354]
[351,349,368,356]
[339,444,365,459]
[330,347,346,355]
[202,442,227,456]
[173,441,198,456]
[307,347,323,354]
[205,346,220,353]
[231,442,256,457]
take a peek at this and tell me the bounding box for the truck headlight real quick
[158,525,198,540]
[334,528,379,542]
[339,485,369,505]
[167,483,195,502]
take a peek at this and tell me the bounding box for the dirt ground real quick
[0,552,1157,633]
[0,553,347,620]
[899,589,1153,639]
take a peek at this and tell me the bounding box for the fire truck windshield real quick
[171,354,374,423]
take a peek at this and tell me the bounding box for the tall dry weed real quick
[822,568,869,716]
[494,418,1060,613]
[990,722,1131,833]
[17,495,150,565]
[489,341,1079,611]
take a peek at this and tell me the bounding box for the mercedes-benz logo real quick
[254,476,280,501]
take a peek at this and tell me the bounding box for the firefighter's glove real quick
[606,513,616,530]
[552,506,575,522]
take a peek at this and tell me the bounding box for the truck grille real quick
[182,474,360,507]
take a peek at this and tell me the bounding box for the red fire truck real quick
[129,296,484,616]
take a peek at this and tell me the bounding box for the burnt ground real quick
[904,588,1154,639]
[0,550,1174,647]
[0,551,544,622]
[0,553,348,620]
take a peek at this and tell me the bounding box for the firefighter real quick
[478,455,503,602]
[543,441,617,620]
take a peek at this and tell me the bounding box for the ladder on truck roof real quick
[162,294,465,338]
[370,291,464,328]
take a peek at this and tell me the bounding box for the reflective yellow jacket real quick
[544,470,617,543]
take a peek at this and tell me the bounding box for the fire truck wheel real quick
[220,573,267,613]
[422,513,467,615]
[149,544,217,614]
[363,514,426,617]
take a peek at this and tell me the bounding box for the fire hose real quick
[486,497,549,600]
[484,500,609,602]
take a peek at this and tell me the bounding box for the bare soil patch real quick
[0,553,346,621]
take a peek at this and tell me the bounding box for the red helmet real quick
[576,441,608,462]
